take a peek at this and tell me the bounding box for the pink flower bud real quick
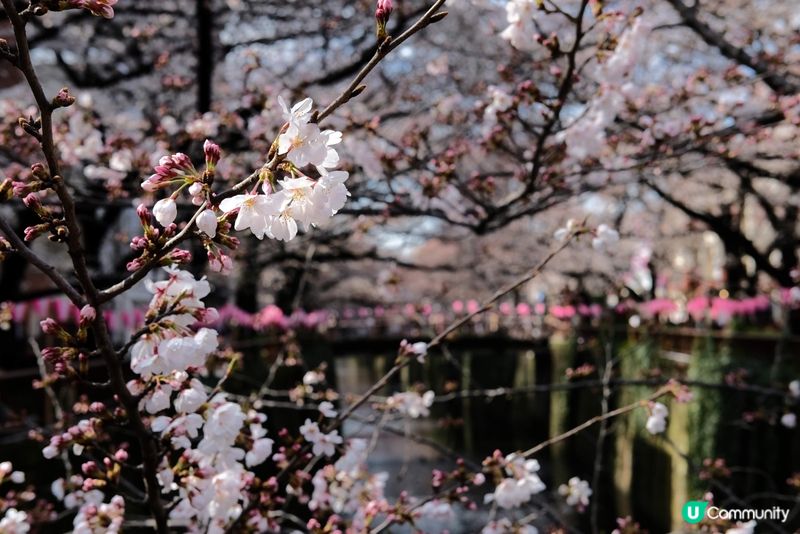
[375,0,393,38]
[80,305,96,322]
[22,193,41,210]
[24,224,48,242]
[136,204,152,225]
[40,318,60,335]
[376,0,393,19]
[130,235,148,251]
[81,461,98,476]
[78,0,118,19]
[126,258,146,271]
[165,249,192,265]
[53,87,76,108]
[203,139,221,169]
[12,181,34,197]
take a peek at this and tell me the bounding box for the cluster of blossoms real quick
[299,419,344,457]
[0,462,28,533]
[134,141,239,273]
[385,390,435,418]
[556,15,652,161]
[484,452,546,509]
[29,268,283,532]
[125,268,279,532]
[73,495,125,533]
[128,267,219,377]
[219,97,350,242]
[308,438,389,529]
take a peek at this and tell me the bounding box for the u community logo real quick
[682,499,790,525]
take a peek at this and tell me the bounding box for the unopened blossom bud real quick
[215,232,240,250]
[375,0,393,39]
[153,198,177,227]
[164,248,192,265]
[12,180,37,197]
[52,87,76,108]
[78,0,118,19]
[24,223,49,242]
[143,152,198,191]
[80,305,96,323]
[136,204,152,225]
[41,347,64,362]
[81,461,99,476]
[30,162,48,180]
[130,235,148,251]
[40,318,62,335]
[126,257,146,271]
[196,209,218,238]
[22,192,42,211]
[203,139,221,170]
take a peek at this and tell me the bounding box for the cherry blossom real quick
[558,476,592,510]
[219,189,287,239]
[278,96,313,125]
[500,0,538,51]
[645,402,669,435]
[488,454,546,509]
[400,339,429,362]
[319,401,338,418]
